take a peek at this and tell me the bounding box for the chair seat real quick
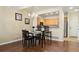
[26,36,33,39]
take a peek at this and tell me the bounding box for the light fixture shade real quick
[74,9,79,12]
[69,7,73,10]
[27,13,31,17]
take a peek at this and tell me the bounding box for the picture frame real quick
[25,18,30,24]
[15,13,22,21]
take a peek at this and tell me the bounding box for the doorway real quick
[68,12,78,38]
[67,12,79,41]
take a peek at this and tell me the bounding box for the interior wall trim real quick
[0,39,22,46]
[0,38,64,46]
[69,36,78,38]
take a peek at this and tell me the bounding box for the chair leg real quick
[35,39,36,46]
[31,40,33,47]
[23,40,27,48]
[31,39,33,46]
[22,40,25,48]
[29,40,32,47]
[39,40,41,45]
[49,36,52,44]
[40,40,42,47]
[27,40,29,48]
[25,40,27,47]
[41,37,45,48]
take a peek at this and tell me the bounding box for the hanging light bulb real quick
[27,13,31,17]
[69,7,73,10]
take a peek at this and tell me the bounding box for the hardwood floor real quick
[0,39,79,52]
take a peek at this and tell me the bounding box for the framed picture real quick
[25,18,30,24]
[15,13,22,21]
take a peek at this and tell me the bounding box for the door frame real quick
[64,17,68,38]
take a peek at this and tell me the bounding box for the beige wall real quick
[0,7,32,43]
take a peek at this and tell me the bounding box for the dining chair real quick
[41,31,46,48]
[34,33,41,46]
[22,30,33,48]
[44,31,52,44]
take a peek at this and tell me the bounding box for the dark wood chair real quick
[34,33,41,46]
[44,31,52,44]
[41,31,52,47]
[22,30,34,48]
[41,31,46,48]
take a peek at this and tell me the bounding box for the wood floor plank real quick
[0,40,79,52]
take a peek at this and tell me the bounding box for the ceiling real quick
[5,6,30,10]
[3,6,79,13]
[39,11,59,18]
[23,6,79,13]
[5,6,79,13]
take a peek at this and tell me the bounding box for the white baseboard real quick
[0,39,22,46]
[0,38,64,46]
[52,39,64,42]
